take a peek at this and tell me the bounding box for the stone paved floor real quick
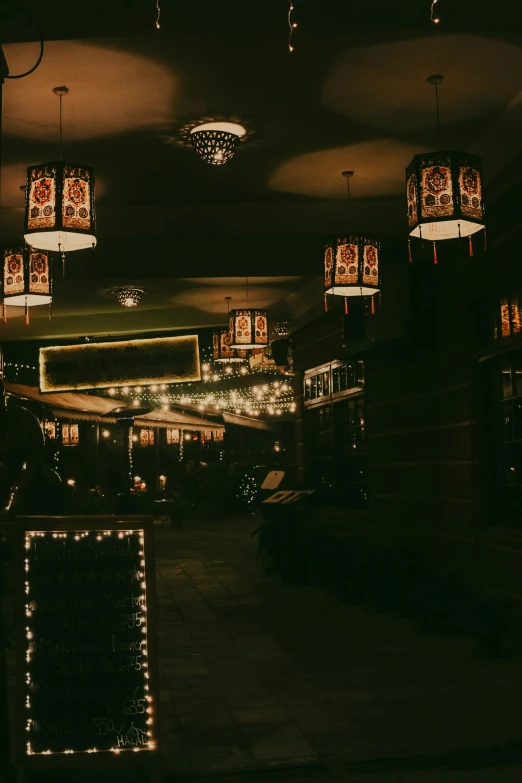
[5,515,522,782]
[151,517,522,780]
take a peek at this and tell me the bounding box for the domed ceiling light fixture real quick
[24,86,96,263]
[113,287,144,308]
[190,122,246,165]
[406,75,485,263]
[324,171,380,315]
[213,297,249,363]
[2,246,52,325]
[229,279,269,351]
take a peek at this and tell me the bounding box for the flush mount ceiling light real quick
[190,122,246,165]
[24,87,96,255]
[114,287,144,308]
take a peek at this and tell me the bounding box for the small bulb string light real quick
[288,0,297,52]
[430,0,440,24]
[24,529,156,755]
[156,0,161,28]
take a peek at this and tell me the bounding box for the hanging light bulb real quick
[190,122,246,165]
[2,247,52,325]
[24,87,96,254]
[406,75,485,260]
[324,171,380,312]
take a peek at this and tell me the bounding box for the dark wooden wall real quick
[292,175,522,600]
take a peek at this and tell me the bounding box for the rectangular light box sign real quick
[39,335,200,393]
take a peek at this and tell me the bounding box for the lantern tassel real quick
[62,251,66,278]
[483,227,487,251]
[419,224,423,247]
[324,294,328,312]
[371,296,375,315]
[3,303,6,324]
[469,234,473,257]
[25,298,29,326]
[49,300,53,321]
[344,297,349,315]
[408,238,412,263]
[433,241,438,265]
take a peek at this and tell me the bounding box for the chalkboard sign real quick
[17,516,159,767]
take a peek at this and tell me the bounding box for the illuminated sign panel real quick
[39,336,200,393]
[20,517,159,759]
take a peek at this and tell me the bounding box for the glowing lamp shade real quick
[406,151,484,240]
[212,329,248,363]
[2,247,52,315]
[229,309,269,350]
[190,122,245,166]
[24,161,96,252]
[324,236,380,297]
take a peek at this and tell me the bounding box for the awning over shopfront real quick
[5,384,225,433]
[222,411,280,431]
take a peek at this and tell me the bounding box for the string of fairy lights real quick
[107,378,296,417]
[288,1,297,52]
[430,0,440,24]
[4,352,296,417]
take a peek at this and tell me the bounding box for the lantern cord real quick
[344,297,348,315]
[433,241,438,265]
[419,224,423,246]
[345,173,351,233]
[59,92,63,161]
[408,238,413,263]
[49,300,52,321]
[469,235,473,257]
[433,80,442,143]
[3,303,6,324]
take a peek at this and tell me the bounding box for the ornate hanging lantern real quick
[406,76,485,262]
[229,280,269,350]
[212,329,248,363]
[190,122,246,165]
[324,172,380,314]
[24,87,96,254]
[212,297,249,362]
[229,309,269,350]
[2,246,52,324]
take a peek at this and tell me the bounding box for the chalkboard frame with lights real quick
[15,516,161,781]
